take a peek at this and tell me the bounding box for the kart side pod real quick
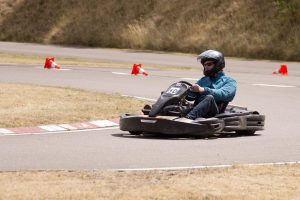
[119,114,224,136]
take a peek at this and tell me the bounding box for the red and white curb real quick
[0,119,119,136]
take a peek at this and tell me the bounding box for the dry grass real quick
[0,164,299,200]
[0,82,147,128]
[0,52,192,70]
[0,0,299,61]
[0,0,22,24]
[0,52,132,67]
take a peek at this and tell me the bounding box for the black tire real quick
[129,131,143,135]
[236,130,256,135]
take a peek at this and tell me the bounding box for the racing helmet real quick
[197,50,225,77]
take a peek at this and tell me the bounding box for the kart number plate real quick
[166,87,180,95]
[141,119,157,123]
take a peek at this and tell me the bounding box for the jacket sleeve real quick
[203,78,237,102]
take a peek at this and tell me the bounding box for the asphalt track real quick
[0,42,300,171]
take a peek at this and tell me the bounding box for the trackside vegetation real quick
[0,0,299,61]
[0,83,147,128]
[0,164,300,200]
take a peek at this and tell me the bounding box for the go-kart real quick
[119,81,265,137]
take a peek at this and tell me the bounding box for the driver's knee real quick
[204,95,215,102]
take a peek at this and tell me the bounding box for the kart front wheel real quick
[129,131,143,135]
[236,130,256,135]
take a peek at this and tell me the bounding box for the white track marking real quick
[59,124,78,130]
[56,69,72,71]
[89,120,118,127]
[112,72,130,75]
[39,125,67,131]
[122,95,156,102]
[36,67,72,71]
[112,71,297,89]
[0,128,14,134]
[180,77,198,81]
[252,83,296,88]
[114,161,300,171]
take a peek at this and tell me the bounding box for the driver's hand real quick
[190,84,205,93]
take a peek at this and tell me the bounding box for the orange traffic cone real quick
[273,64,288,75]
[44,57,61,69]
[131,64,148,76]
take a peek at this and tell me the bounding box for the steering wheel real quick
[177,81,193,87]
[176,81,195,102]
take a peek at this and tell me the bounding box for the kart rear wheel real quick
[236,130,256,135]
[129,131,143,135]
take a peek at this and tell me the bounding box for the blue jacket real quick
[188,71,237,103]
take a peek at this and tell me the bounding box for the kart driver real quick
[185,50,237,120]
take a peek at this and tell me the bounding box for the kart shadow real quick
[112,132,261,140]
